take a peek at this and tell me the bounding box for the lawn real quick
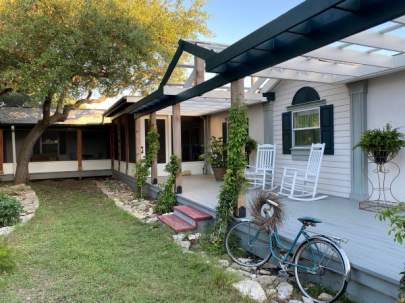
[0,179,250,303]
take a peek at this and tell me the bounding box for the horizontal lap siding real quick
[273,80,352,198]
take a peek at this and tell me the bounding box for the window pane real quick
[294,129,320,146]
[293,109,319,129]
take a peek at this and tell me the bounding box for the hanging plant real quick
[154,155,180,214]
[355,123,405,165]
[245,136,257,161]
[134,126,159,199]
[210,103,248,247]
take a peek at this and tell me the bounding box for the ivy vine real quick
[210,103,248,247]
[134,126,159,199]
[154,155,180,214]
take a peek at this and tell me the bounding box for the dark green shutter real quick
[320,104,334,155]
[282,111,292,154]
[222,122,228,144]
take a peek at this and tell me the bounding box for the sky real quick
[200,0,304,44]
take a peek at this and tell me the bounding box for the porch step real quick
[159,205,213,233]
[158,213,196,233]
[173,205,212,221]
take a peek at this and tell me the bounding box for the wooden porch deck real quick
[173,175,404,303]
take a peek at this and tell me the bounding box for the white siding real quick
[272,80,352,198]
[367,70,405,201]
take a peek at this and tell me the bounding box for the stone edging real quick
[96,179,159,224]
[0,184,39,236]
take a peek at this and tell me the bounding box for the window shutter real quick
[222,122,228,144]
[320,104,334,155]
[282,111,292,154]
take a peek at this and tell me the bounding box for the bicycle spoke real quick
[294,239,349,303]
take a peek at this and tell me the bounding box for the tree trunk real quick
[14,120,49,184]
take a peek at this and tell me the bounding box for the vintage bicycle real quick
[225,197,351,303]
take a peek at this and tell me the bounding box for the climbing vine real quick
[134,126,159,199]
[154,155,180,214]
[210,103,248,247]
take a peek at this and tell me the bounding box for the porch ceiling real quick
[124,0,405,117]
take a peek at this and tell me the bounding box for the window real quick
[292,108,320,147]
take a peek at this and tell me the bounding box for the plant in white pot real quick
[200,136,227,181]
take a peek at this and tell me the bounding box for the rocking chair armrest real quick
[283,167,305,176]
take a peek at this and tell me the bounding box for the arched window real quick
[292,86,321,105]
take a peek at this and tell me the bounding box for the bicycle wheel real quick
[294,237,350,303]
[225,220,272,267]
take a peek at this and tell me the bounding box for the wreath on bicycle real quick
[250,191,283,231]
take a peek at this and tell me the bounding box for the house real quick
[0,107,112,180]
[1,1,405,302]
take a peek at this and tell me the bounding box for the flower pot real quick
[212,167,226,181]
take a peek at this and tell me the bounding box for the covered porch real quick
[154,174,405,303]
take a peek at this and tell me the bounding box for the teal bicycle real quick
[225,199,351,303]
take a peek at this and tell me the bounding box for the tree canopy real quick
[0,0,208,106]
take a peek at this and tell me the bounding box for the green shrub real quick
[0,193,23,227]
[0,240,15,273]
[134,126,160,199]
[154,155,180,214]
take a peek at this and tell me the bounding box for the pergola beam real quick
[341,31,405,53]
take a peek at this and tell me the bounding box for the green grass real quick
[0,179,251,303]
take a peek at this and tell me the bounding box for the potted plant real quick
[355,123,405,165]
[200,136,227,181]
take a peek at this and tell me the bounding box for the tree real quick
[0,0,208,184]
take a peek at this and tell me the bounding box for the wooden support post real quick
[135,116,142,162]
[0,129,3,175]
[117,120,121,172]
[172,103,182,193]
[194,56,205,85]
[76,128,82,172]
[124,116,129,175]
[231,78,245,105]
[110,125,115,170]
[231,78,245,212]
[150,112,158,184]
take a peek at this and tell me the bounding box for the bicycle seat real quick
[298,217,322,226]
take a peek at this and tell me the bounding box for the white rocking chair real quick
[279,143,327,201]
[245,144,276,190]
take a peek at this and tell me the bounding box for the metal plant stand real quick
[359,159,401,212]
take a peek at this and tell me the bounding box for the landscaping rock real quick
[187,233,201,244]
[179,240,191,251]
[277,281,294,300]
[232,279,267,303]
[302,297,315,303]
[255,275,279,289]
[96,180,158,224]
[172,233,185,242]
[265,288,277,299]
[289,300,303,303]
[318,293,333,301]
[218,259,230,268]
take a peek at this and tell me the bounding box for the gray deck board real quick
[178,175,405,284]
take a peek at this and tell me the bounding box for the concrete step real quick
[158,213,196,233]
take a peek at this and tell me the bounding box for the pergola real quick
[114,0,405,192]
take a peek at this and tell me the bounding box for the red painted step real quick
[174,205,212,221]
[158,214,196,232]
